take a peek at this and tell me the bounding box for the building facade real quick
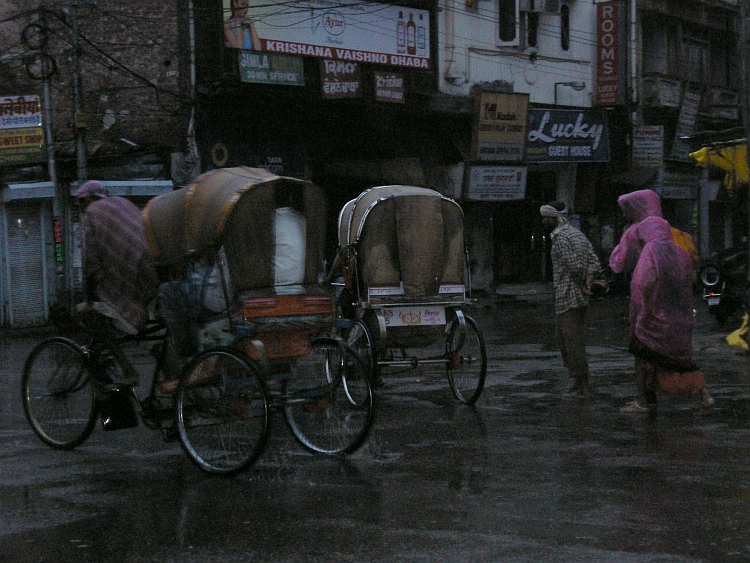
[0,0,744,326]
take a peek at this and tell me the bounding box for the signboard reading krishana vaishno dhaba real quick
[223,0,430,70]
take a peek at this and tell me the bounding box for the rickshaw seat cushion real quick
[238,287,334,333]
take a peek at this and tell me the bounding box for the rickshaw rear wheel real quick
[22,337,98,449]
[446,316,487,405]
[283,337,373,456]
[175,348,270,476]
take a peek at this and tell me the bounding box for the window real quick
[560,4,569,51]
[527,12,539,48]
[498,0,519,45]
[684,38,709,83]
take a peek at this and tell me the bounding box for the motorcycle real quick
[699,246,749,325]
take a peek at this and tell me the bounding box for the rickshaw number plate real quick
[382,306,446,327]
[707,296,720,306]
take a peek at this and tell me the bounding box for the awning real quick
[689,141,748,191]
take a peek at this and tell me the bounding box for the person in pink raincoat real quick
[610,190,714,412]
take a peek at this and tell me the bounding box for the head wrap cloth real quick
[540,204,569,227]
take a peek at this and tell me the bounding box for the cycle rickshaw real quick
[335,185,487,405]
[22,167,373,475]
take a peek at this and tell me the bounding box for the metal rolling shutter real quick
[7,204,47,326]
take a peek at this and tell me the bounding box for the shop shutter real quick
[7,204,47,326]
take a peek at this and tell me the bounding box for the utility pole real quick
[71,0,88,184]
[742,0,750,277]
[39,10,66,306]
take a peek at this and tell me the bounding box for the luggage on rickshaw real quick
[335,185,486,405]
[143,166,374,474]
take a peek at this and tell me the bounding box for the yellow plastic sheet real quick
[689,142,748,192]
[726,313,750,350]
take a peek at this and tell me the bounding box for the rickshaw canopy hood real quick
[143,166,327,292]
[338,185,466,296]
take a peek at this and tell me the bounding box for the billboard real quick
[224,0,431,70]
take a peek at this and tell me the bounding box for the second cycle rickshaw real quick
[335,185,487,405]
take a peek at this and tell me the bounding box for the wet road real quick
[1,287,749,562]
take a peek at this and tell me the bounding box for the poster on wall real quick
[471,91,528,162]
[224,0,431,69]
[0,95,46,166]
[374,72,404,103]
[321,60,362,98]
[632,126,664,167]
[668,90,701,162]
[464,166,527,201]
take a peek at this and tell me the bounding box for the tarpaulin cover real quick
[689,141,748,191]
[338,185,465,296]
[142,166,326,292]
[610,190,695,363]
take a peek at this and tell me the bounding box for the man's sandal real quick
[620,400,650,413]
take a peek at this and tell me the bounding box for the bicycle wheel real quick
[283,337,373,455]
[343,319,376,383]
[446,315,487,405]
[175,348,269,475]
[21,337,97,449]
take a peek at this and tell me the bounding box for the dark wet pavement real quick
[1,286,750,562]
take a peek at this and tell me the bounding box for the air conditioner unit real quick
[520,0,560,13]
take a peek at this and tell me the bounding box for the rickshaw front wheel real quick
[283,337,373,456]
[22,337,98,449]
[446,316,487,405]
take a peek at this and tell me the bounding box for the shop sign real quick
[320,60,361,99]
[465,166,527,201]
[53,217,63,272]
[374,72,404,103]
[668,89,701,162]
[471,91,528,162]
[0,95,46,166]
[632,126,663,167]
[525,109,610,163]
[660,167,700,199]
[595,1,626,106]
[238,51,304,85]
[224,0,431,70]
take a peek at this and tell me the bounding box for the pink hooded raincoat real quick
[609,189,695,364]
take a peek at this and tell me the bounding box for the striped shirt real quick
[550,223,601,315]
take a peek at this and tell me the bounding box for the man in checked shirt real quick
[540,201,601,398]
